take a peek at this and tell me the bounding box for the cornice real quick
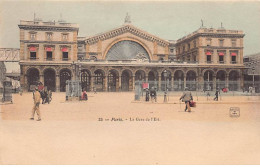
[21,40,76,44]
[18,25,79,32]
[199,46,243,49]
[85,25,169,47]
[176,33,245,44]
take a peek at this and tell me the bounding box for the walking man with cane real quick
[179,87,193,112]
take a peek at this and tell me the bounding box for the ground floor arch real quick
[121,70,133,91]
[174,70,184,91]
[44,68,56,91]
[161,70,172,91]
[94,69,105,92]
[216,70,226,90]
[81,69,91,91]
[203,70,214,91]
[186,70,196,91]
[27,68,39,91]
[60,69,72,92]
[135,70,146,81]
[108,69,119,92]
[229,70,240,91]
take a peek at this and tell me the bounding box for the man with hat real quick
[30,87,41,121]
[179,87,193,112]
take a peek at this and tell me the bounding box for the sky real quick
[0,0,260,56]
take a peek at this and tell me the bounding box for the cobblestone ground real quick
[0,92,260,164]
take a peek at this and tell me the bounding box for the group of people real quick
[30,83,52,121]
[38,83,52,104]
[145,87,157,102]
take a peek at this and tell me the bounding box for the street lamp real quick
[163,70,168,103]
[252,67,255,89]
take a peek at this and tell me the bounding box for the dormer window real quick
[219,39,224,47]
[206,38,212,46]
[30,32,37,40]
[46,32,53,41]
[231,39,236,47]
[62,33,68,41]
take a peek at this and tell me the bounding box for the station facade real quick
[19,16,245,92]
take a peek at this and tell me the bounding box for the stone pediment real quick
[85,24,169,47]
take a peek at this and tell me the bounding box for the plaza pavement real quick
[0,92,260,164]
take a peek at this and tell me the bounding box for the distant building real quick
[243,52,260,92]
[18,15,246,92]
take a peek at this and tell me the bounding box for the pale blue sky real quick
[0,1,259,55]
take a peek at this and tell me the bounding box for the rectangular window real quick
[170,49,174,53]
[206,39,211,46]
[63,52,68,60]
[30,34,36,40]
[231,40,236,47]
[232,56,236,63]
[46,51,52,60]
[62,34,68,41]
[30,52,36,59]
[46,33,52,41]
[219,40,224,47]
[207,55,211,63]
[219,56,224,63]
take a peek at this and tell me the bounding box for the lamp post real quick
[163,70,167,103]
[252,67,255,89]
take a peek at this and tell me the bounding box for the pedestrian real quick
[150,87,157,102]
[81,89,88,100]
[214,88,220,101]
[93,87,97,94]
[30,87,41,121]
[179,87,193,112]
[145,88,149,102]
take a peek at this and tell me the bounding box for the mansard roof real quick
[84,24,170,47]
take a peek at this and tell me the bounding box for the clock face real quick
[106,40,149,60]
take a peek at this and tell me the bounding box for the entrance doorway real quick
[60,69,71,92]
[44,69,56,91]
[121,71,130,91]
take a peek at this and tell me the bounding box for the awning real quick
[62,47,68,52]
[29,46,36,51]
[218,52,224,56]
[231,52,237,56]
[46,47,52,51]
[206,51,211,55]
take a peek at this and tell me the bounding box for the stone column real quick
[171,75,174,91]
[118,75,122,92]
[198,75,204,91]
[56,75,60,92]
[240,71,244,91]
[145,76,148,82]
[196,76,199,91]
[90,76,94,91]
[158,75,161,91]
[213,75,217,90]
[132,76,135,91]
[104,76,108,92]
[24,75,28,91]
[39,74,44,85]
[184,74,187,88]
[225,75,229,88]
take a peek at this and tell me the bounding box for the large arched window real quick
[106,40,149,61]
